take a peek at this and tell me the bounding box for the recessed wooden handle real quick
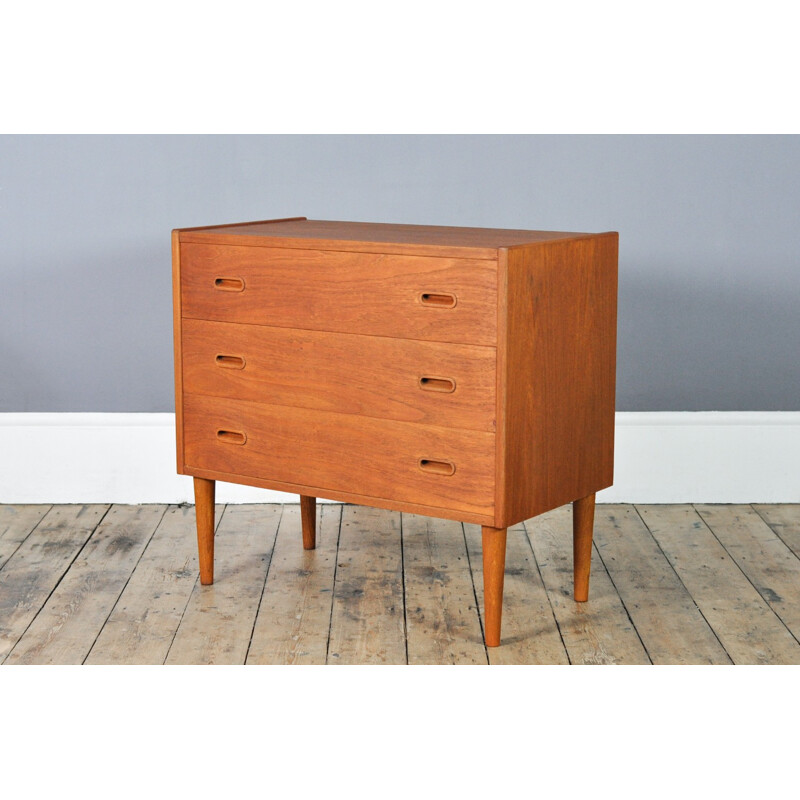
[215,354,246,370]
[418,458,456,476]
[419,376,456,393]
[214,277,245,292]
[216,429,247,445]
[419,292,457,308]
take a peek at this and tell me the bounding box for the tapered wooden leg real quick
[194,477,215,585]
[573,492,596,602]
[482,525,508,647]
[300,495,316,550]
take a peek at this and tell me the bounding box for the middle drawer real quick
[182,318,497,431]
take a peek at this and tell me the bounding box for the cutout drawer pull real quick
[214,277,245,292]
[419,376,456,393]
[216,429,247,445]
[419,291,457,308]
[418,458,456,476]
[215,354,246,370]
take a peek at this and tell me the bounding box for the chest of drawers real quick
[172,217,618,648]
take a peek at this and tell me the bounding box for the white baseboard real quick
[0,412,797,504]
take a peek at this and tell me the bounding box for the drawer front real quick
[182,319,496,432]
[180,243,497,345]
[183,394,495,517]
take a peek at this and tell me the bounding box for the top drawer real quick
[179,243,498,345]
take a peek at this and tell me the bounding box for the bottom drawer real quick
[183,394,495,517]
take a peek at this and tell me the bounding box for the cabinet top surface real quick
[176,217,611,257]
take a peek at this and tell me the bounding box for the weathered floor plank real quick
[86,504,225,665]
[526,506,651,665]
[593,505,731,664]
[4,502,800,665]
[165,504,282,665]
[327,505,406,664]
[247,503,341,665]
[465,522,568,665]
[696,505,800,645]
[6,504,167,665]
[753,505,800,560]
[403,514,487,665]
[638,505,800,665]
[0,504,109,663]
[0,505,51,571]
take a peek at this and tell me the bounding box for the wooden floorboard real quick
[695,505,800,647]
[6,504,166,665]
[2,502,800,665]
[403,514,487,665]
[165,504,282,665]
[86,504,225,665]
[247,503,341,665]
[638,505,800,665]
[753,505,800,560]
[0,505,51,572]
[327,505,406,664]
[526,506,651,665]
[465,521,568,665]
[592,505,731,664]
[0,505,109,663]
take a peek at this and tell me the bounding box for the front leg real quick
[300,495,316,550]
[573,492,596,602]
[194,477,216,585]
[482,525,508,647]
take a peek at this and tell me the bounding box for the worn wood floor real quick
[1,502,798,665]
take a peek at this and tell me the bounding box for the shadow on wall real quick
[617,270,800,411]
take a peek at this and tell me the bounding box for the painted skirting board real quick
[0,412,798,504]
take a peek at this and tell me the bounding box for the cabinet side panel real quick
[172,230,185,473]
[494,249,509,526]
[501,234,618,526]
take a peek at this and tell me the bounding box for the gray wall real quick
[1,135,798,412]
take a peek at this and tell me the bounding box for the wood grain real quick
[193,477,215,584]
[182,318,497,431]
[85,504,224,664]
[183,394,495,518]
[0,505,51,571]
[0,505,109,663]
[5,505,166,665]
[464,522,568,664]
[573,493,596,602]
[300,494,317,550]
[402,514,487,664]
[497,235,618,527]
[246,504,341,665]
[327,505,406,664]
[172,229,185,473]
[166,504,282,665]
[481,526,507,647]
[526,507,650,665]
[179,218,597,260]
[754,505,800,559]
[695,504,800,645]
[185,465,494,527]
[637,505,800,664]
[172,219,620,651]
[3,502,800,664]
[592,505,731,664]
[180,243,498,345]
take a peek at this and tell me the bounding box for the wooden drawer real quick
[182,318,496,431]
[180,243,497,345]
[183,394,495,518]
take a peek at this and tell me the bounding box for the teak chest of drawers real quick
[172,217,619,647]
